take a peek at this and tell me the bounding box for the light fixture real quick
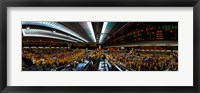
[101,22,108,33]
[87,22,96,42]
[26,27,30,30]
[99,22,108,43]
[99,22,121,44]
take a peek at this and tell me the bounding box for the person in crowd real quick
[75,60,85,71]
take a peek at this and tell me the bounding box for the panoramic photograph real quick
[22,22,178,71]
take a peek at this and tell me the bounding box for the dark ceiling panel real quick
[58,22,92,42]
[92,22,103,42]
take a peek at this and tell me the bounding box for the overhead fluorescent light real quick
[99,34,107,44]
[99,22,116,44]
[26,27,30,30]
[87,22,96,42]
[101,22,108,33]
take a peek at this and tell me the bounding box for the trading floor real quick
[22,48,178,71]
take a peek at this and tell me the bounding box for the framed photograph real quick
[0,0,199,93]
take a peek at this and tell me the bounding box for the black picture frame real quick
[0,0,199,93]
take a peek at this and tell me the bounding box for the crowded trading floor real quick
[22,22,178,71]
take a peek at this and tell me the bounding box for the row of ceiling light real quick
[22,22,88,43]
[22,29,83,43]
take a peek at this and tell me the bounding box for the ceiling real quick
[22,22,128,44]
